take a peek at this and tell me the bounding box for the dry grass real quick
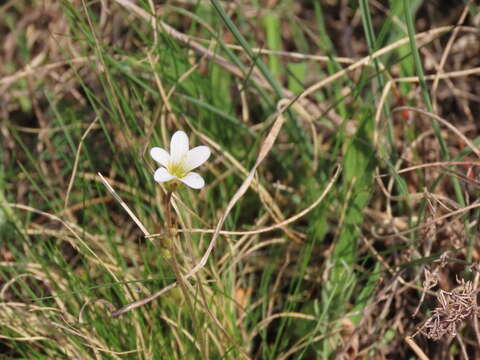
[2,0,480,359]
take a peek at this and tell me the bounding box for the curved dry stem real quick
[393,106,480,159]
[147,165,341,238]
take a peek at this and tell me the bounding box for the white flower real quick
[150,131,211,189]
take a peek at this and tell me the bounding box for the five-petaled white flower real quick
[150,131,211,189]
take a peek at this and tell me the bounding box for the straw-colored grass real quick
[1,0,480,359]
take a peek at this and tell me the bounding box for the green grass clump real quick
[2,1,480,359]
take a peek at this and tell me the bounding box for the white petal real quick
[153,168,175,183]
[183,146,211,172]
[170,131,189,162]
[150,147,170,167]
[179,172,205,189]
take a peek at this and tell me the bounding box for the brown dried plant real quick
[416,276,478,341]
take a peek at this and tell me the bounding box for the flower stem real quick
[163,190,208,359]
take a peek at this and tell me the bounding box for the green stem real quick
[163,190,208,359]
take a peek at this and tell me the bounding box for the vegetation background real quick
[1,0,480,359]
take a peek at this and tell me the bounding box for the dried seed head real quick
[419,278,477,341]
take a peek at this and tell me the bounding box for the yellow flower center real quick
[168,160,187,178]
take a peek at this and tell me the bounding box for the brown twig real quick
[405,336,430,360]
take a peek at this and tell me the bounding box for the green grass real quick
[2,0,480,359]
